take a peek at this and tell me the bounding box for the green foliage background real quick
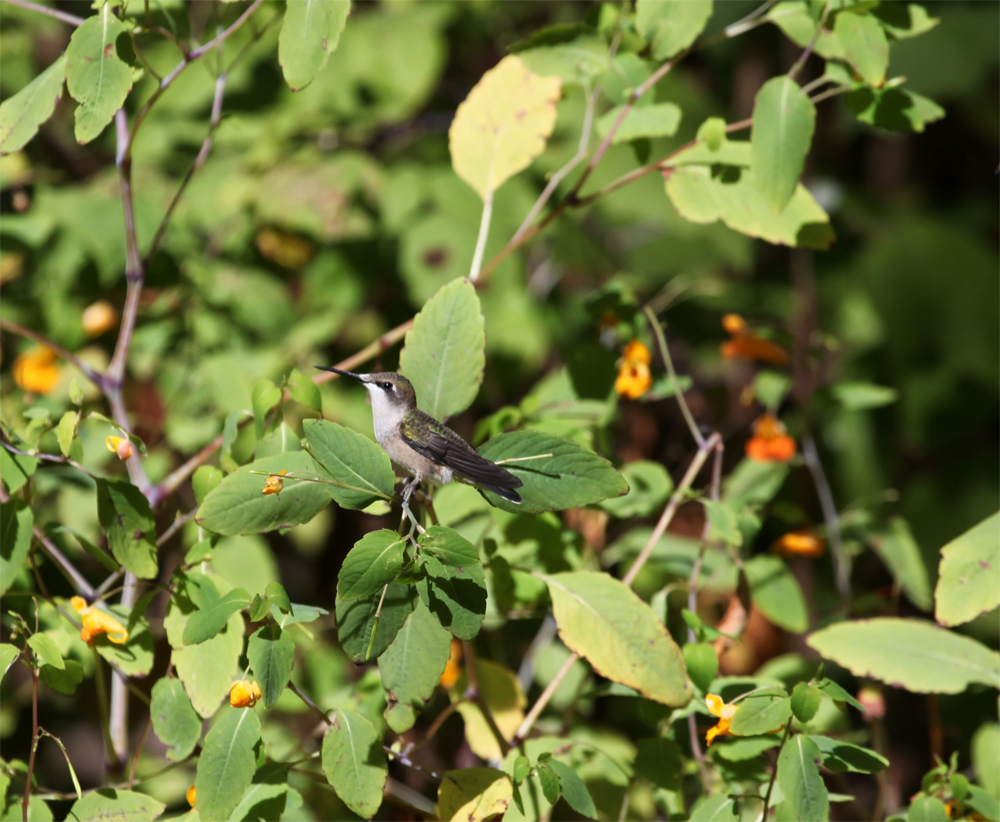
[0,1,997,821]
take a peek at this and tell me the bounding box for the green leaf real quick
[94,605,154,677]
[192,465,223,507]
[778,735,829,822]
[754,370,792,410]
[417,556,487,641]
[807,618,1000,693]
[437,767,513,822]
[697,116,727,151]
[547,759,597,818]
[27,633,64,670]
[972,722,1000,799]
[0,446,38,494]
[0,499,33,596]
[0,54,67,155]
[722,458,790,509]
[509,28,609,86]
[0,643,19,679]
[596,103,682,143]
[791,682,822,723]
[728,694,792,736]
[39,659,84,695]
[635,0,714,59]
[832,381,898,410]
[540,571,692,706]
[751,76,816,213]
[303,419,395,509]
[251,379,282,440]
[287,368,322,413]
[703,500,742,547]
[907,795,949,822]
[247,625,294,708]
[744,555,808,633]
[97,479,158,579]
[379,597,452,733]
[815,678,865,712]
[418,526,480,567]
[806,735,888,773]
[220,410,251,473]
[322,710,387,819]
[56,410,80,457]
[478,430,629,514]
[512,757,530,784]
[264,581,292,614]
[336,582,417,663]
[689,795,739,821]
[278,0,350,91]
[196,452,332,535]
[683,643,719,693]
[711,736,779,762]
[182,589,251,646]
[64,5,134,144]
[872,517,932,611]
[935,512,1000,627]
[601,461,673,518]
[66,788,166,822]
[967,785,1000,822]
[537,763,560,805]
[399,278,486,420]
[150,677,201,762]
[665,161,834,249]
[273,601,328,626]
[195,708,262,822]
[338,530,407,601]
[835,10,889,86]
[768,1,844,58]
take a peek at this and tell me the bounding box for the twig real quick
[787,2,830,80]
[30,523,94,597]
[1,0,83,26]
[156,508,197,547]
[802,433,850,599]
[288,680,331,726]
[22,665,38,822]
[0,320,103,387]
[408,701,464,753]
[512,652,577,747]
[622,432,720,587]
[687,713,712,796]
[644,305,704,447]
[809,85,849,105]
[127,714,152,789]
[462,641,510,756]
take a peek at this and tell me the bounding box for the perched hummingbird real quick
[314,367,523,504]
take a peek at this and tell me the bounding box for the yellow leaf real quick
[454,660,526,760]
[449,55,562,200]
[437,767,513,822]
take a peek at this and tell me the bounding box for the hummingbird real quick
[314,367,523,504]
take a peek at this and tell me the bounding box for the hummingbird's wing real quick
[399,416,523,491]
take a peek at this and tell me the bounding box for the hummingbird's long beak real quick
[314,365,364,381]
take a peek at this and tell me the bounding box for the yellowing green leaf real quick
[278,0,351,91]
[454,660,526,761]
[66,789,165,822]
[438,768,513,822]
[935,512,1000,627]
[449,55,562,200]
[835,11,889,87]
[540,571,692,706]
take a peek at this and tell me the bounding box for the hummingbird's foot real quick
[401,499,426,536]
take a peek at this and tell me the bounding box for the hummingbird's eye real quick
[379,382,393,391]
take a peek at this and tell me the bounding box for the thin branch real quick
[788,1,830,81]
[156,508,197,547]
[0,440,89,477]
[31,523,95,597]
[0,320,104,387]
[687,713,712,796]
[468,182,495,283]
[644,305,704,447]
[1,0,83,26]
[809,84,849,105]
[622,433,720,587]
[288,681,331,726]
[802,433,850,600]
[512,651,577,747]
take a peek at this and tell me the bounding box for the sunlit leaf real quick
[751,76,815,213]
[338,530,407,601]
[0,54,67,155]
[66,789,165,822]
[303,419,395,510]
[247,624,294,708]
[321,710,387,819]
[195,708,261,822]
[150,677,202,762]
[278,0,351,91]
[935,512,1000,627]
[438,768,513,822]
[777,735,829,822]
[635,0,714,60]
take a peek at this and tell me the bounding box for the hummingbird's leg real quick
[400,476,426,536]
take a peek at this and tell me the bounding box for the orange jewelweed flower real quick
[720,314,787,366]
[82,301,119,337]
[705,694,739,746]
[186,785,197,808]
[105,435,133,461]
[262,470,288,496]
[746,414,797,463]
[70,596,128,646]
[615,340,653,399]
[13,346,60,395]
[230,679,262,708]
[439,638,463,689]
[772,529,825,558]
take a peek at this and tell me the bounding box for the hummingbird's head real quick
[314,367,417,412]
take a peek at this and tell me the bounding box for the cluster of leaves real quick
[0,1,998,821]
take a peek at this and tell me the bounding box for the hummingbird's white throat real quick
[363,382,406,447]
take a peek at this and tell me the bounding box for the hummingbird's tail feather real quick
[480,483,522,504]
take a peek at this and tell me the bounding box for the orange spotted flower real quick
[105,435,133,461]
[615,340,653,400]
[230,679,262,708]
[720,314,788,366]
[772,529,825,558]
[262,470,288,496]
[13,346,60,394]
[439,638,463,689]
[746,414,797,462]
[705,694,739,745]
[70,596,128,646]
